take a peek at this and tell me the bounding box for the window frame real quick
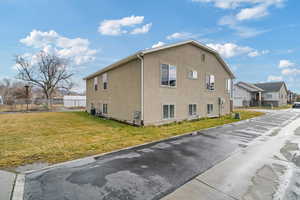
[188,104,197,116]
[207,104,214,114]
[102,104,108,114]
[188,70,198,80]
[206,74,215,91]
[102,73,108,90]
[226,79,231,93]
[94,77,98,91]
[160,64,177,88]
[162,104,175,120]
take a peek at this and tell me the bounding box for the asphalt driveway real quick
[23,110,299,200]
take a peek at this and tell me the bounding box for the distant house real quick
[84,40,235,126]
[0,96,3,105]
[233,82,264,107]
[234,81,288,107]
[63,96,86,108]
[287,90,297,104]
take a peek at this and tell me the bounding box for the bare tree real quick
[15,51,73,107]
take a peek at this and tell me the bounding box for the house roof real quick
[254,82,287,92]
[236,81,264,92]
[83,40,235,80]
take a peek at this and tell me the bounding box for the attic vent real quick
[202,54,206,62]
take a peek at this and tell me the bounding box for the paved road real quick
[23,110,299,200]
[163,109,300,200]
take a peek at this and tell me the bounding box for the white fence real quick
[63,96,86,108]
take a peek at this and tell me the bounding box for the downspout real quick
[137,54,144,126]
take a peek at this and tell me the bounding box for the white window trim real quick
[102,103,108,114]
[188,70,198,80]
[162,104,176,120]
[160,64,177,88]
[226,79,231,93]
[207,104,214,115]
[206,74,215,91]
[188,104,197,116]
[102,73,108,90]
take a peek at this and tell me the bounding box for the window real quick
[188,70,198,79]
[202,54,206,62]
[163,104,175,119]
[94,77,98,91]
[189,104,197,116]
[103,104,108,114]
[207,104,213,114]
[266,94,272,99]
[102,73,108,89]
[226,79,231,92]
[161,64,176,87]
[206,75,215,90]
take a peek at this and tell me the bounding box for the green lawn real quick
[244,104,292,110]
[0,110,264,169]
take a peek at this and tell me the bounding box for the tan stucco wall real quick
[86,59,141,124]
[143,43,232,125]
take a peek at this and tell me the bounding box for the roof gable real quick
[84,40,235,80]
[254,82,287,92]
[236,82,264,92]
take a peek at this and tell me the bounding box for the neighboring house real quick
[84,40,235,126]
[64,96,86,108]
[254,82,288,107]
[233,82,264,107]
[234,81,288,107]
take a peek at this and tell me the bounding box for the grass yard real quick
[243,104,292,110]
[0,110,263,169]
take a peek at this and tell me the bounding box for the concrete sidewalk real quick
[0,170,16,200]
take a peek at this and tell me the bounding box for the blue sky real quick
[1,0,300,92]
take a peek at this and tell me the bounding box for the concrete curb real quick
[11,174,25,200]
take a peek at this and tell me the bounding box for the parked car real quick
[292,102,300,108]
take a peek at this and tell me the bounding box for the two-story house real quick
[84,40,235,126]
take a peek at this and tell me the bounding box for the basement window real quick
[103,104,108,114]
[163,104,175,119]
[207,104,213,114]
[189,104,197,116]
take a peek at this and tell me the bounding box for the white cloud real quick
[166,32,199,40]
[20,30,97,66]
[98,16,152,36]
[218,15,270,38]
[195,0,285,38]
[236,4,269,21]
[152,41,166,48]
[130,23,152,35]
[192,0,284,10]
[267,75,283,81]
[248,49,269,57]
[278,59,296,68]
[281,68,300,75]
[207,42,256,58]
